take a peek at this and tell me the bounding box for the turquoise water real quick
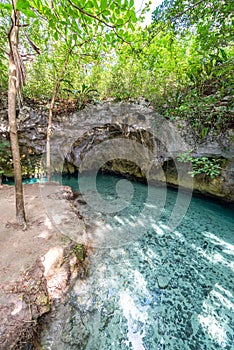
[40,173,234,350]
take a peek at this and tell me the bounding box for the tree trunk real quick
[46,51,70,181]
[8,1,26,225]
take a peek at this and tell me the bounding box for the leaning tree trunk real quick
[46,51,70,181]
[8,1,26,225]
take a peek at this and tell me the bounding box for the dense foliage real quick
[0,0,233,135]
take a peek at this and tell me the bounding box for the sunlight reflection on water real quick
[40,173,234,350]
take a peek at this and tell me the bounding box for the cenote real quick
[38,172,234,349]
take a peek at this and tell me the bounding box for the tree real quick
[46,48,71,181]
[150,0,234,137]
[8,0,26,226]
[25,0,138,180]
[152,0,234,50]
[0,0,138,224]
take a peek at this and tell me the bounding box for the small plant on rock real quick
[73,243,85,261]
[178,150,223,179]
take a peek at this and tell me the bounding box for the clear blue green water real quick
[40,173,234,350]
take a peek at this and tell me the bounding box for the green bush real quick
[177,150,223,178]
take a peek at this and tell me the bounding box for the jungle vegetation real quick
[0,0,233,224]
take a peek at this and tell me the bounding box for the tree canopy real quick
[0,0,233,133]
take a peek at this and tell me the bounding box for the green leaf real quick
[128,22,135,31]
[101,0,108,11]
[16,0,30,10]
[85,0,94,9]
[21,8,38,18]
[0,3,12,10]
[118,29,124,36]
[219,48,227,60]
[116,19,123,26]
[92,0,98,8]
[48,20,55,29]
[54,31,59,41]
[130,10,138,23]
[110,2,115,10]
[103,10,111,16]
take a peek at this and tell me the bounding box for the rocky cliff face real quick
[0,98,233,202]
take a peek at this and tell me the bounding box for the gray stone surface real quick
[0,99,233,201]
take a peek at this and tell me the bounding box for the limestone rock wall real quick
[0,99,233,202]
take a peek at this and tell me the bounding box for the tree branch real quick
[21,26,41,54]
[67,0,133,46]
[67,0,116,29]
[173,0,207,19]
[113,28,133,46]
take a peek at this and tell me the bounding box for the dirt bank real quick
[0,183,87,349]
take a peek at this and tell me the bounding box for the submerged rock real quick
[157,275,171,289]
